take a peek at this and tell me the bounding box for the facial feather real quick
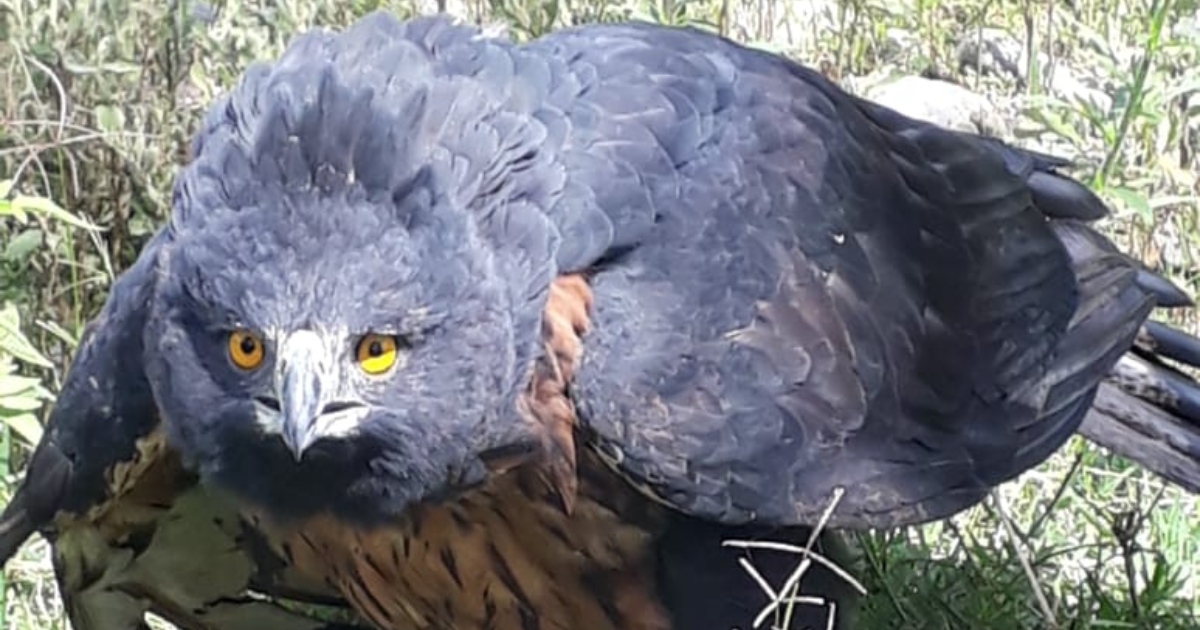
[145,16,568,526]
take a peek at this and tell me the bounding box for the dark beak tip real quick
[286,442,307,463]
[283,426,318,462]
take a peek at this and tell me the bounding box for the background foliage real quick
[2,0,1198,628]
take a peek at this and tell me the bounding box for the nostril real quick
[255,396,281,411]
[321,401,363,415]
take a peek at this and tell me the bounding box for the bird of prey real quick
[4,11,1200,630]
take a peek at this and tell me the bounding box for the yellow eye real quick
[356,334,398,375]
[228,329,265,370]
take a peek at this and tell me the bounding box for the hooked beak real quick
[278,330,332,461]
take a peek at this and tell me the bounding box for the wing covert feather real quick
[556,22,1169,527]
[0,228,169,560]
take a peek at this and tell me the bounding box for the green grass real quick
[2,0,1199,628]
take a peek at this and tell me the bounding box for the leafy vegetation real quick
[2,0,1198,628]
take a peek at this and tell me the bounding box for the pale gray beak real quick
[278,330,332,461]
[273,329,371,461]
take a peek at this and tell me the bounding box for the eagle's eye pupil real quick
[368,340,384,357]
[240,336,257,354]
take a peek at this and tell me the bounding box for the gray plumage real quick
[2,11,1199,630]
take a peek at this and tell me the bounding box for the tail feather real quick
[1136,320,1200,368]
[0,509,35,566]
[1026,170,1109,220]
[1086,388,1200,494]
[1001,137,1200,494]
[1109,352,1200,422]
[1080,291,1200,493]
[0,438,72,566]
[855,97,1200,497]
[1135,270,1193,308]
[1008,220,1154,468]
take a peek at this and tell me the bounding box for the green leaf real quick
[9,194,101,231]
[0,196,27,223]
[38,319,81,349]
[61,60,143,75]
[95,104,126,133]
[0,303,53,368]
[1149,194,1200,209]
[0,355,50,445]
[0,410,44,446]
[1107,186,1154,222]
[0,373,46,398]
[3,228,44,262]
[0,392,46,412]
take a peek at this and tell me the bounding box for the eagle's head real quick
[144,14,566,524]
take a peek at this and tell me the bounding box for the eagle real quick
[3,11,1199,630]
